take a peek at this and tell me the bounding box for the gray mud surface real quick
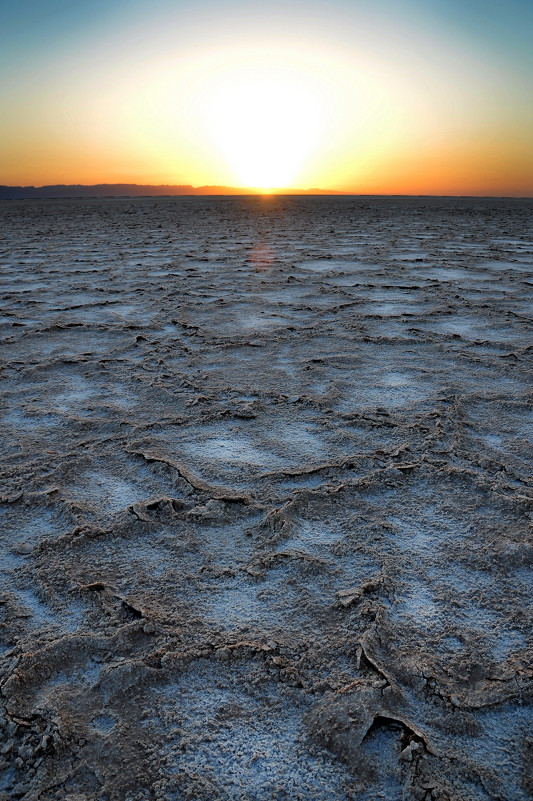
[0,196,532,800]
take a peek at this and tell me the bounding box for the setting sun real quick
[191,63,326,188]
[1,0,532,194]
[1,1,533,797]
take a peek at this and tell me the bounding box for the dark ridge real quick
[0,183,349,199]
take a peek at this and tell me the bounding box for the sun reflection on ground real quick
[249,241,274,272]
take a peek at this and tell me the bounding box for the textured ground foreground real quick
[0,196,532,801]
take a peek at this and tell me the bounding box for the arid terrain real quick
[0,196,532,800]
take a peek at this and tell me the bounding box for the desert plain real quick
[0,196,532,800]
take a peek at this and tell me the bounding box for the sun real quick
[191,62,326,189]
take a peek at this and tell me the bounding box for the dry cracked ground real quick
[0,196,532,801]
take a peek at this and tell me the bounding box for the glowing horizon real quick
[1,0,533,196]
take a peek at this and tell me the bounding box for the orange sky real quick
[1,0,532,195]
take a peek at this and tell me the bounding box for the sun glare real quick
[190,62,328,189]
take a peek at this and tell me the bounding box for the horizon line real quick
[1,183,532,199]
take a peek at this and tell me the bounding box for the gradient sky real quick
[1,0,532,194]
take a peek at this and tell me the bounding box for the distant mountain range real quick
[0,184,348,199]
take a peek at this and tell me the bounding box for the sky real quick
[1,0,532,194]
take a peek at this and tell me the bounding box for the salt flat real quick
[0,196,532,800]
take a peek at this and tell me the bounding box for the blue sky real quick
[1,0,532,192]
